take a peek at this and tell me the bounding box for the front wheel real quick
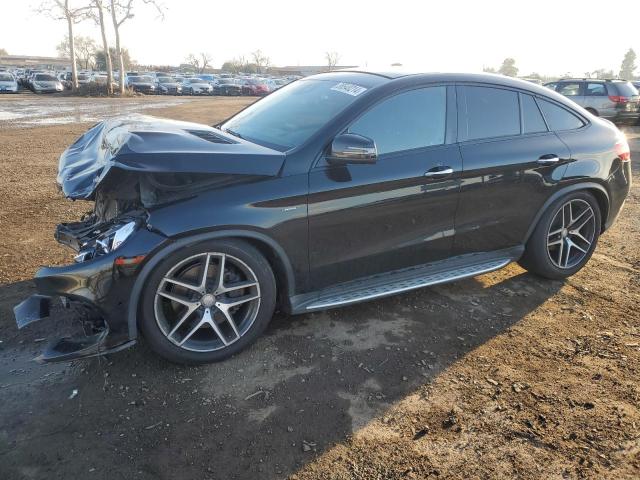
[519,191,601,279]
[139,239,276,364]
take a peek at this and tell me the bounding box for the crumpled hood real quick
[57,114,285,199]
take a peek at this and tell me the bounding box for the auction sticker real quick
[331,82,367,96]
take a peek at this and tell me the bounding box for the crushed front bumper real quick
[14,226,167,362]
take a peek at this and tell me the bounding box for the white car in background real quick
[0,72,19,93]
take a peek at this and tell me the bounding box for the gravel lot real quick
[0,96,638,480]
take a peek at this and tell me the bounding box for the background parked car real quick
[126,75,156,94]
[181,77,213,95]
[241,78,270,96]
[544,78,639,124]
[30,73,64,93]
[214,78,242,96]
[0,72,19,93]
[156,76,183,95]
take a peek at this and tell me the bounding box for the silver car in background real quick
[30,73,64,93]
[0,72,19,93]
[544,78,639,124]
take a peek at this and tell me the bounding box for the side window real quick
[545,82,558,91]
[537,99,585,131]
[464,86,520,140]
[348,87,446,155]
[585,83,606,96]
[557,82,582,97]
[521,94,547,134]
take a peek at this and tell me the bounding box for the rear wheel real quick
[139,239,276,364]
[519,191,601,279]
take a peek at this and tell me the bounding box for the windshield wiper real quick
[223,128,244,140]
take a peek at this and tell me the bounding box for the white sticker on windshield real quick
[331,82,367,96]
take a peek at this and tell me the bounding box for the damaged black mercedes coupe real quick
[14,71,632,364]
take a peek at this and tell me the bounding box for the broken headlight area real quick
[56,215,143,263]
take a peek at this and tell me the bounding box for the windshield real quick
[188,78,204,83]
[158,77,175,83]
[35,74,57,81]
[221,78,367,150]
[0,73,13,81]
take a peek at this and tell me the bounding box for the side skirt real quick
[290,246,524,314]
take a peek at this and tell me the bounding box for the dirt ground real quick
[0,95,638,480]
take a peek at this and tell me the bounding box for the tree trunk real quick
[66,5,79,91]
[96,0,113,95]
[110,0,125,95]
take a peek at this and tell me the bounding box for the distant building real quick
[268,65,358,77]
[0,55,70,69]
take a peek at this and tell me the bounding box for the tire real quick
[519,190,601,280]
[139,239,276,364]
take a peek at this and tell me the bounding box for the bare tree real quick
[251,49,270,74]
[199,52,212,73]
[0,48,8,56]
[36,0,91,91]
[92,0,113,94]
[56,35,97,69]
[109,0,164,94]
[325,51,340,71]
[185,53,201,72]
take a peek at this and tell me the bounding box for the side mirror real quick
[327,133,377,165]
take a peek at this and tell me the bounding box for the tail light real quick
[615,138,631,162]
[609,95,629,104]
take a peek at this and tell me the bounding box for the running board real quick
[299,255,514,312]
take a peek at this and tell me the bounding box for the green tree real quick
[498,58,518,77]
[619,48,637,79]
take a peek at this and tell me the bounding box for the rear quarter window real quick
[537,99,585,131]
[610,82,639,97]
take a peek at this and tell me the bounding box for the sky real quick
[1,0,639,77]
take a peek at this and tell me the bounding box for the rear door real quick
[584,82,610,115]
[453,85,572,254]
[308,86,462,290]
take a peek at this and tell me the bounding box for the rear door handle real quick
[424,166,454,178]
[537,154,560,165]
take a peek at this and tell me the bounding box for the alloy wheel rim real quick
[546,199,596,269]
[154,252,261,352]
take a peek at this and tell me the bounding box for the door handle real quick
[424,167,454,178]
[537,155,560,165]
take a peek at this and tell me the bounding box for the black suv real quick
[15,71,632,364]
[544,78,640,124]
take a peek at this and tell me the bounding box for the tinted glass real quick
[585,83,607,96]
[521,94,547,134]
[537,99,584,131]
[557,83,581,96]
[612,82,639,96]
[35,74,57,81]
[348,87,446,154]
[465,86,520,140]
[0,73,13,81]
[545,83,558,91]
[222,78,374,150]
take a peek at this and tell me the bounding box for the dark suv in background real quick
[544,79,639,124]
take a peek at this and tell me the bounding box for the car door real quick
[584,82,609,115]
[308,85,462,290]
[453,85,571,255]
